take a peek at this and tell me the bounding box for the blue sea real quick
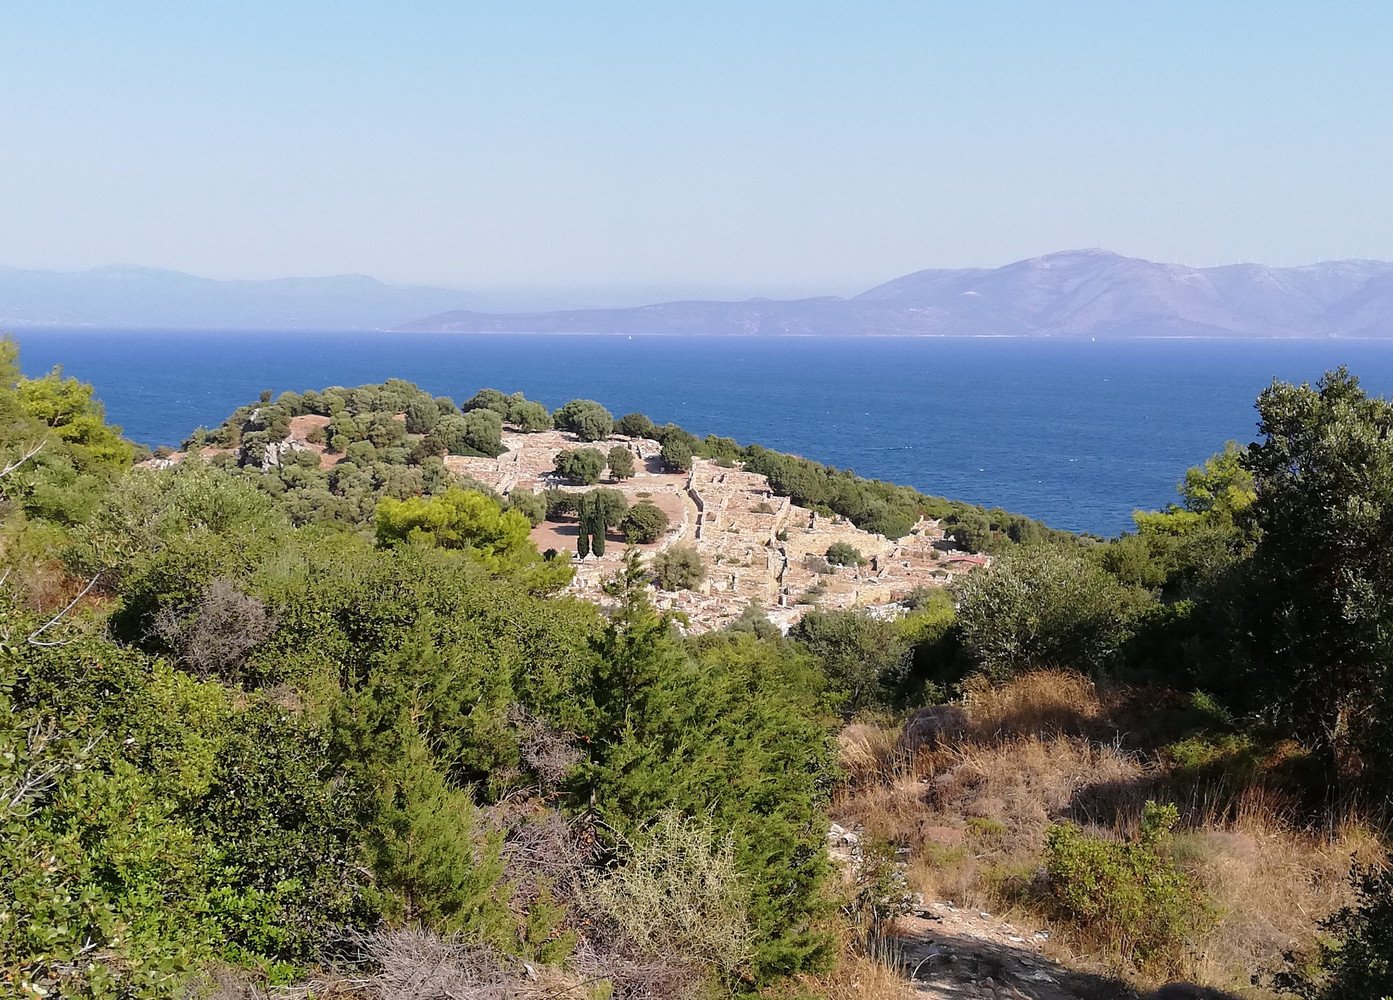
[17,329,1393,536]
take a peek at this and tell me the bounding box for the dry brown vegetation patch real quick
[829,670,1385,996]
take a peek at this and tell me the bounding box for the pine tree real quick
[366,735,510,938]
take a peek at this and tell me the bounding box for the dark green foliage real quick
[542,488,578,518]
[462,387,510,415]
[1241,369,1393,785]
[435,395,460,416]
[1277,856,1393,1000]
[404,395,441,434]
[505,489,546,526]
[607,444,636,480]
[660,438,693,473]
[650,422,696,450]
[196,702,371,963]
[2,610,374,995]
[576,488,627,558]
[790,609,907,712]
[727,600,781,640]
[615,412,656,438]
[575,555,835,981]
[621,500,669,543]
[824,541,865,566]
[741,447,923,540]
[651,544,704,590]
[697,434,744,464]
[427,409,506,458]
[463,389,551,432]
[955,544,1146,678]
[360,735,510,937]
[509,398,551,432]
[553,447,606,485]
[553,399,613,441]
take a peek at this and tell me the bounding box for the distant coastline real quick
[16,329,1393,537]
[6,248,1393,337]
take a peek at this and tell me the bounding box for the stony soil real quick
[829,822,1143,1000]
[888,904,1137,1000]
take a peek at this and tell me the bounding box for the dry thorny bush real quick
[196,927,710,1000]
[830,670,1384,993]
[152,576,275,680]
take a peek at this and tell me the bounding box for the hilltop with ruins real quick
[144,396,990,633]
[436,428,984,631]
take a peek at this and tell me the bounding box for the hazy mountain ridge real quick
[404,250,1393,338]
[5,251,1393,336]
[0,265,478,330]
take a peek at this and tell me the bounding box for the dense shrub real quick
[660,438,694,473]
[621,500,669,543]
[825,541,866,566]
[652,544,704,590]
[615,412,656,438]
[554,447,606,485]
[505,488,547,526]
[790,609,908,712]
[553,399,614,441]
[955,544,1146,678]
[607,444,636,480]
[1036,803,1215,971]
[577,558,835,981]
[1277,856,1393,1000]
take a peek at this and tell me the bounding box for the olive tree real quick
[621,501,669,543]
[607,445,636,481]
[553,399,614,442]
[554,448,606,486]
[652,545,704,591]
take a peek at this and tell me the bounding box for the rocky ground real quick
[828,823,1145,1000]
[890,904,1138,1000]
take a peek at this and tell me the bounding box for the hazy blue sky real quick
[3,2,1391,299]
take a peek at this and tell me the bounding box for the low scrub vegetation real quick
[4,342,1393,1000]
[830,670,1384,993]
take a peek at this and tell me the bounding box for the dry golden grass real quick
[829,669,1387,997]
[764,952,917,1000]
[960,669,1105,740]
[837,721,904,787]
[1174,819,1384,988]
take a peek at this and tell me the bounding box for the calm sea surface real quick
[17,329,1393,536]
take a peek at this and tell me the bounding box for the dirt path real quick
[887,904,1136,1000]
[829,823,1138,1000]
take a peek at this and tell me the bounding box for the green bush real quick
[1037,802,1215,970]
[553,399,613,442]
[622,501,670,543]
[1276,854,1393,1000]
[607,444,636,480]
[554,448,606,486]
[660,438,693,473]
[955,544,1146,678]
[825,541,866,567]
[652,545,704,590]
[615,412,656,438]
[505,488,547,526]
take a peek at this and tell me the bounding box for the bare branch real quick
[0,440,44,479]
[27,572,101,647]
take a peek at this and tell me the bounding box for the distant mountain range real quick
[0,265,477,330]
[402,249,1393,338]
[5,250,1393,336]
